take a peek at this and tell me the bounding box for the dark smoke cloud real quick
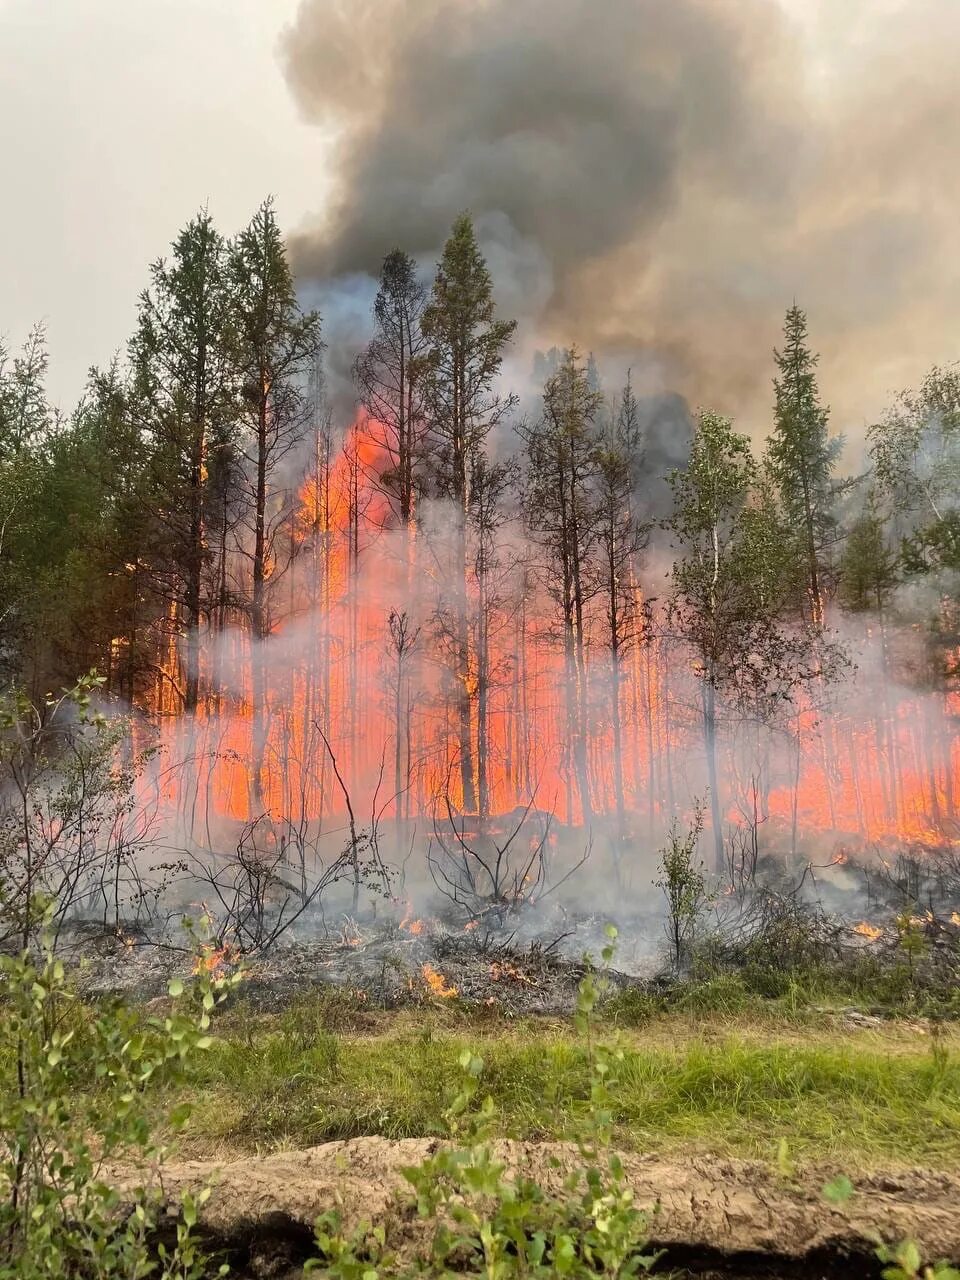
[282,0,960,434]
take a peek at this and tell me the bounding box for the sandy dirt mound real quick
[135,1138,960,1270]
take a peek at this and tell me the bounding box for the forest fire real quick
[7,193,953,922]
[138,398,960,872]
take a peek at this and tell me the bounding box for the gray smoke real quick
[282,0,960,432]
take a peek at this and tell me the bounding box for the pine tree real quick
[354,250,430,531]
[0,325,58,686]
[768,305,839,627]
[130,210,237,713]
[0,324,51,459]
[421,214,516,813]
[595,374,648,848]
[519,348,602,828]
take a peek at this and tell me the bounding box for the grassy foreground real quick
[150,992,960,1170]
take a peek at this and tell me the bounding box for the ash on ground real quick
[69,906,661,1016]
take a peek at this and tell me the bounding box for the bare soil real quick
[133,1138,960,1277]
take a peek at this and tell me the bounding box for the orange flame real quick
[421,963,458,998]
[192,943,236,976]
[853,922,883,940]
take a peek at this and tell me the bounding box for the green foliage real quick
[306,1211,386,1278]
[0,323,51,460]
[820,1177,960,1280]
[876,1239,960,1280]
[421,212,517,505]
[867,364,960,689]
[821,1174,855,1205]
[655,802,712,972]
[0,917,240,1278]
[839,496,900,614]
[0,673,163,952]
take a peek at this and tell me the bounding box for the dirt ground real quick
[134,1137,960,1277]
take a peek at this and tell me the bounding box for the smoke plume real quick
[282,0,960,432]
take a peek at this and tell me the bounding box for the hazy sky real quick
[3,0,959,439]
[1,0,331,409]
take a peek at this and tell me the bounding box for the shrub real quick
[0,915,239,1278]
[655,802,712,973]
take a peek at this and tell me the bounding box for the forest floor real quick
[158,998,960,1166]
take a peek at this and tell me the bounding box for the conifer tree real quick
[768,305,840,627]
[520,348,601,828]
[130,210,237,713]
[596,374,648,846]
[354,250,430,531]
[421,214,516,813]
[229,199,322,806]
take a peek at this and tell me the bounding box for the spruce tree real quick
[769,304,839,627]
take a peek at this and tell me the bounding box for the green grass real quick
[147,995,960,1170]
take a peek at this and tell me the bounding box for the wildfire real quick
[192,943,236,976]
[853,922,883,941]
[137,406,960,856]
[398,909,426,935]
[421,963,458,999]
[952,912,960,928]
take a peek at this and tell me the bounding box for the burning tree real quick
[519,348,603,828]
[353,249,431,535]
[129,211,237,715]
[420,214,517,816]
[229,199,323,810]
[595,373,650,850]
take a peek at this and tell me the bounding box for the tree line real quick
[1,202,958,858]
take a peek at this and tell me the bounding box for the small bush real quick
[0,917,239,1278]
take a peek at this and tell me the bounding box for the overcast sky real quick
[2,0,959,438]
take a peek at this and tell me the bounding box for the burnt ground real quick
[72,912,659,1015]
[130,1139,960,1278]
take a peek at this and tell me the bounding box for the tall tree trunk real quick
[250,381,268,813]
[703,677,723,872]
